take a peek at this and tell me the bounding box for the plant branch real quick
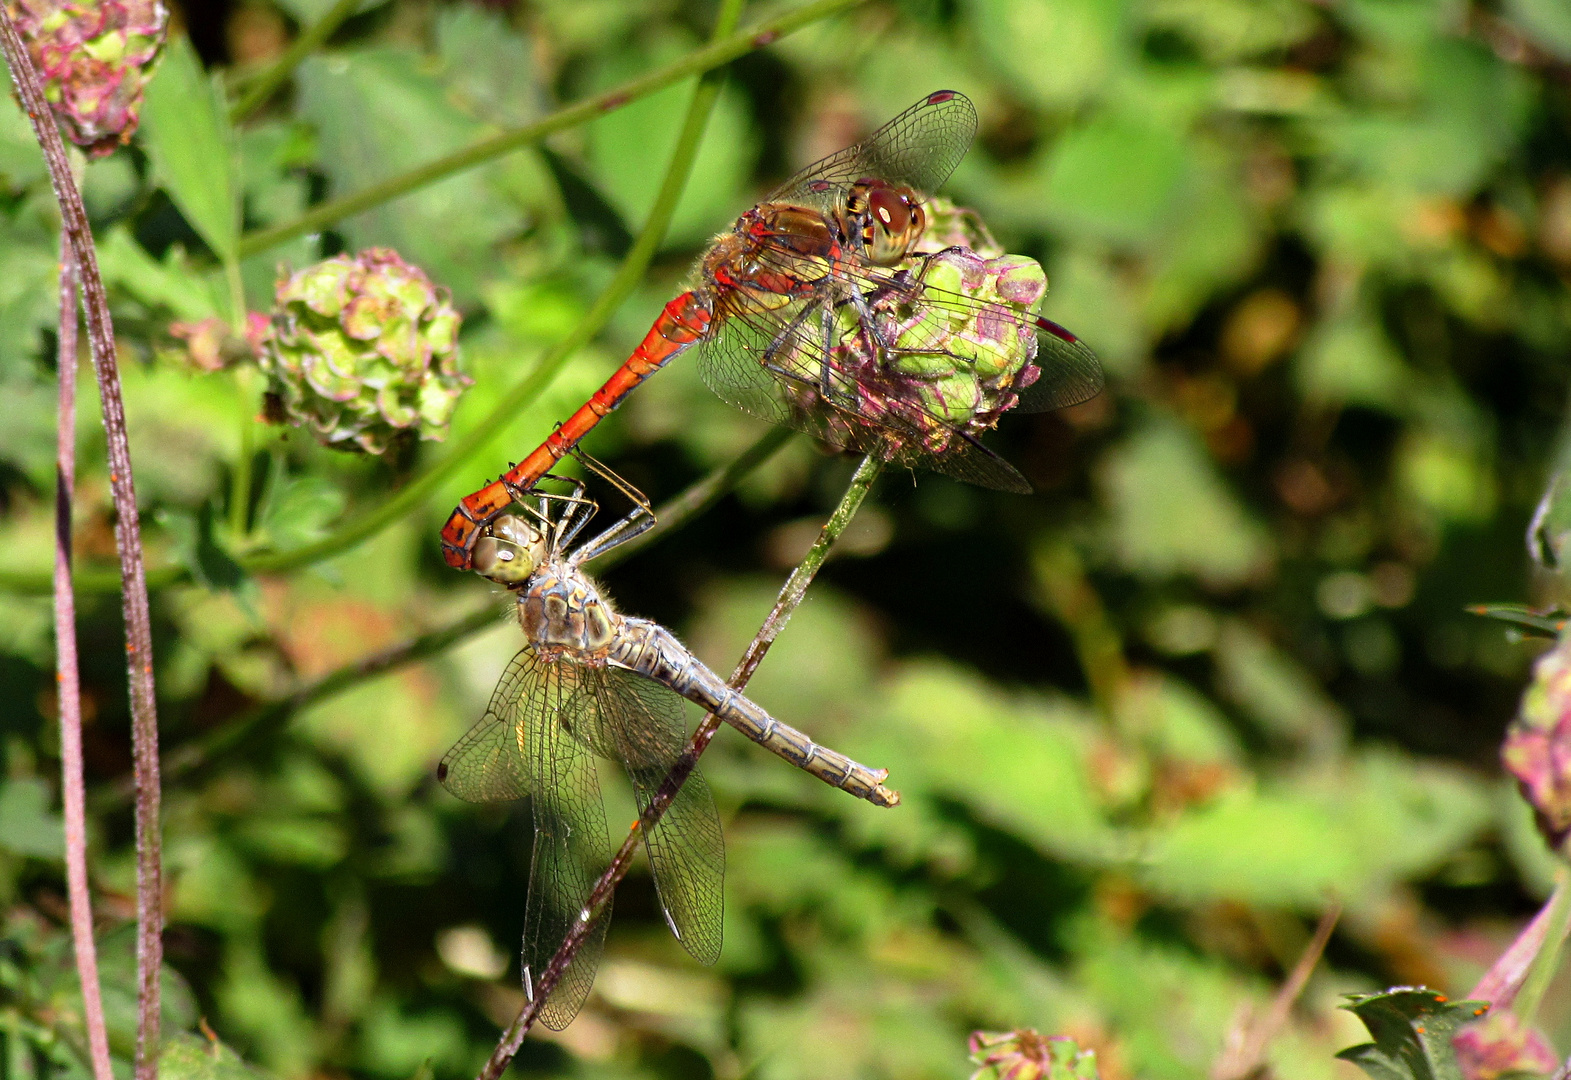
[0,13,165,1078]
[235,0,862,258]
[1212,900,1342,1080]
[93,426,794,810]
[229,0,361,122]
[53,236,114,1080]
[475,455,884,1080]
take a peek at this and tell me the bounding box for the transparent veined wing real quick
[769,91,977,215]
[576,669,725,967]
[1014,316,1104,414]
[437,649,536,803]
[699,259,1034,493]
[517,660,611,1032]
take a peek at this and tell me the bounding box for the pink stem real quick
[54,238,114,1080]
[0,13,165,1078]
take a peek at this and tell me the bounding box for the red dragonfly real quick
[442,90,1103,570]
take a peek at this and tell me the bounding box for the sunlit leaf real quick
[1337,988,1485,1080]
[140,34,239,262]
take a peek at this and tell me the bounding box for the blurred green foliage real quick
[2,0,1571,1078]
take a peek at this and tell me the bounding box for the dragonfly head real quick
[471,514,549,585]
[844,180,927,265]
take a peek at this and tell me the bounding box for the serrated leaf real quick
[140,34,239,262]
[1337,987,1487,1080]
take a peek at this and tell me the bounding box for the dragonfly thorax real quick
[702,204,836,298]
[520,564,620,660]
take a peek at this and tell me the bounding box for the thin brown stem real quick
[53,237,113,1080]
[1212,901,1342,1080]
[475,455,883,1080]
[0,13,164,1078]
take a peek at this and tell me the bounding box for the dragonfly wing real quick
[581,668,724,967]
[702,269,1034,494]
[752,243,1105,418]
[438,648,536,803]
[1014,318,1105,414]
[769,90,977,211]
[521,662,611,1031]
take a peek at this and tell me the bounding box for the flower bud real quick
[256,249,470,454]
[8,0,168,157]
[1452,1011,1558,1080]
[774,243,1049,454]
[968,1031,1100,1080]
[1502,636,1571,849]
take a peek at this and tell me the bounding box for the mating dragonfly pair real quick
[437,90,1104,1028]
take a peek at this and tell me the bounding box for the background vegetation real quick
[3,0,1571,1077]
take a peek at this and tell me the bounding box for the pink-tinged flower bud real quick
[1502,637,1571,849]
[256,249,470,454]
[1452,1011,1559,1080]
[968,1030,1100,1080]
[914,195,1003,259]
[7,0,168,157]
[772,242,1049,455]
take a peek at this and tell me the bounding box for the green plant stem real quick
[229,0,361,123]
[1513,868,1571,1024]
[235,0,862,258]
[92,425,793,811]
[479,456,882,1078]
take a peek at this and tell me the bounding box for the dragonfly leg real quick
[573,501,656,565]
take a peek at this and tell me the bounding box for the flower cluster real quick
[969,1030,1099,1080]
[1501,634,1571,849]
[1452,1011,1559,1080]
[256,249,469,454]
[772,243,1049,457]
[7,0,167,157]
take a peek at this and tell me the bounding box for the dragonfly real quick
[437,471,900,1029]
[441,89,1104,571]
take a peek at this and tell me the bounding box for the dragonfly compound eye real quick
[471,514,546,584]
[862,185,926,265]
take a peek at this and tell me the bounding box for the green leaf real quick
[1337,988,1487,1080]
[971,0,1126,110]
[140,34,240,262]
[96,226,225,322]
[0,777,63,859]
[159,1032,271,1080]
[1296,304,1414,409]
[1100,416,1272,586]
[294,47,526,301]
[1507,0,1571,59]
[158,502,249,593]
[1214,619,1345,745]
[1040,113,1190,245]
[0,234,59,376]
[586,36,755,248]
